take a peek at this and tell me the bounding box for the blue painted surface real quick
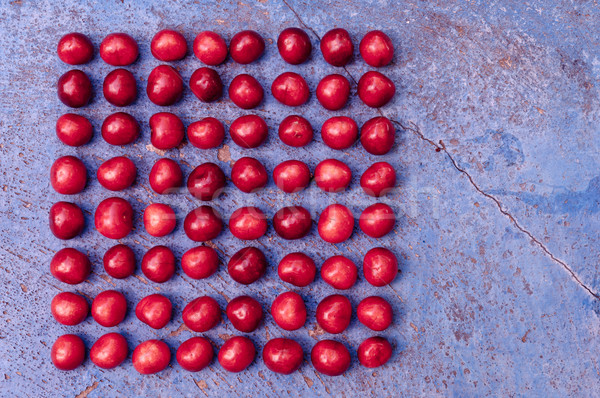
[0,0,599,396]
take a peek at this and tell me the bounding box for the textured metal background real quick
[1,0,599,396]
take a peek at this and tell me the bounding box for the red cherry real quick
[321,116,358,150]
[317,204,354,243]
[187,162,226,200]
[57,33,93,65]
[49,202,85,240]
[311,340,350,376]
[226,295,263,332]
[230,31,264,64]
[262,338,303,374]
[141,246,175,283]
[320,255,357,290]
[151,29,187,61]
[316,295,352,334]
[97,156,136,191]
[357,71,395,108]
[57,70,92,108]
[229,207,268,240]
[218,336,256,372]
[272,160,311,193]
[231,157,268,193]
[150,112,184,150]
[100,33,138,66]
[103,68,137,106]
[51,334,85,371]
[360,162,396,197]
[177,337,214,372]
[320,29,353,67]
[359,203,395,238]
[50,247,91,284]
[360,117,395,155]
[50,156,87,194]
[149,158,183,194]
[183,206,223,242]
[316,74,350,110]
[91,290,127,327]
[181,246,219,279]
[90,333,128,369]
[51,292,88,325]
[147,65,184,106]
[143,203,176,237]
[193,31,227,65]
[358,336,392,368]
[132,340,171,374]
[190,67,223,102]
[94,197,133,239]
[56,114,93,146]
[314,158,351,193]
[136,294,172,329]
[229,114,268,148]
[360,31,394,67]
[228,74,264,109]
[182,296,221,332]
[227,247,266,285]
[278,115,313,147]
[101,112,139,145]
[278,28,312,65]
[273,206,312,240]
[278,252,316,287]
[271,72,310,106]
[357,296,393,331]
[271,291,306,331]
[187,117,225,149]
[363,247,398,286]
[103,244,135,279]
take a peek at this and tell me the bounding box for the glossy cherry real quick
[230,115,268,148]
[358,71,395,108]
[320,28,353,67]
[49,202,85,240]
[358,336,392,368]
[360,162,396,197]
[57,33,93,65]
[360,30,394,67]
[321,116,358,150]
[228,74,264,109]
[278,252,316,287]
[271,291,306,331]
[272,160,311,193]
[103,68,137,106]
[143,203,176,237]
[226,295,263,332]
[100,33,138,66]
[314,159,351,193]
[141,246,175,283]
[361,117,395,155]
[262,338,303,374]
[278,115,313,147]
[147,65,184,106]
[181,246,219,279]
[91,290,127,327]
[278,28,311,65]
[101,112,139,145]
[190,67,223,102]
[230,30,264,64]
[320,255,357,290]
[316,74,350,110]
[51,292,88,325]
[187,117,225,149]
[317,204,354,243]
[50,247,91,284]
[273,206,311,240]
[94,197,133,239]
[50,156,87,195]
[218,336,256,372]
[51,334,85,371]
[97,156,136,191]
[359,203,395,238]
[363,247,398,286]
[271,72,310,107]
[357,296,393,331]
[227,247,266,285]
[187,162,226,200]
[90,333,128,369]
[136,294,172,329]
[231,157,268,193]
[150,112,184,150]
[311,340,351,376]
[56,114,93,146]
[149,158,183,194]
[193,31,227,65]
[182,296,221,332]
[177,337,214,372]
[151,29,187,61]
[183,206,223,242]
[57,70,92,108]
[103,244,135,279]
[316,295,352,334]
[132,340,171,374]
[229,206,268,240]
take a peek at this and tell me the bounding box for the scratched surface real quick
[0,0,599,396]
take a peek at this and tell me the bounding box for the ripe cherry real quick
[361,117,395,155]
[311,340,351,376]
[229,207,268,240]
[51,292,88,325]
[316,74,350,110]
[187,117,225,149]
[183,206,223,242]
[103,244,135,279]
[51,334,85,371]
[278,252,316,287]
[136,294,172,329]
[314,159,351,193]
[149,158,183,194]
[132,340,171,374]
[97,156,136,191]
[271,72,310,107]
[321,116,358,150]
[263,338,303,374]
[103,68,137,106]
[230,31,264,64]
[228,74,264,109]
[227,247,266,285]
[320,255,357,290]
[143,203,176,237]
[271,291,306,331]
[181,246,219,279]
[357,296,393,331]
[358,71,395,108]
[317,204,354,243]
[177,337,214,372]
[151,29,187,61]
[316,295,352,334]
[273,206,312,240]
[278,28,312,64]
[359,203,395,238]
[358,336,392,368]
[272,160,311,193]
[141,246,175,283]
[90,333,128,369]
[150,112,184,150]
[50,247,91,284]
[50,156,87,194]
[278,115,313,147]
[101,112,139,145]
[57,70,92,108]
[147,65,184,106]
[94,197,133,239]
[49,202,85,240]
[363,247,398,286]
[193,31,227,65]
[182,296,221,332]
[320,29,353,67]
[231,157,268,193]
[190,67,223,102]
[218,336,256,372]
[230,114,268,148]
[360,162,396,197]
[226,295,263,332]
[187,162,226,200]
[56,114,93,147]
[57,33,93,65]
[360,30,394,67]
[100,33,138,66]
[91,290,127,327]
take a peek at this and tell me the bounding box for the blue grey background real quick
[0,0,599,396]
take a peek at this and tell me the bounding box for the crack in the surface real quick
[281,0,320,40]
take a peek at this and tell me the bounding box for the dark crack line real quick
[281,0,320,40]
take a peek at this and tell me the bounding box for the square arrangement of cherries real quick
[50,28,398,377]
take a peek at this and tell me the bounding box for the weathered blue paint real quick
[0,0,599,396]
